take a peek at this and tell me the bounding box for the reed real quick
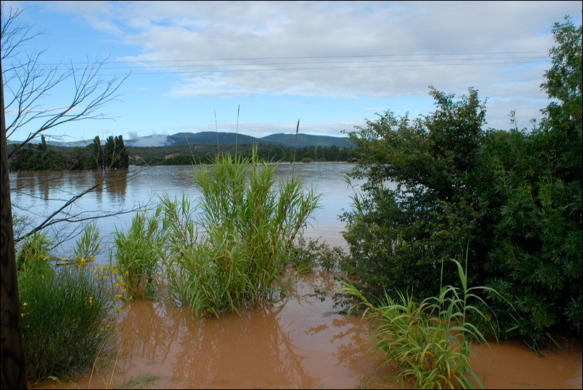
[72,221,102,264]
[162,146,320,316]
[341,259,498,389]
[112,208,164,299]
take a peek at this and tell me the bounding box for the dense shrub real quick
[341,17,581,350]
[17,233,117,382]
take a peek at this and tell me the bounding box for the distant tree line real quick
[8,138,356,171]
[129,143,359,166]
[8,135,129,172]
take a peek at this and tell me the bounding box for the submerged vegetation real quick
[162,150,320,316]
[112,147,320,316]
[342,258,503,389]
[15,145,323,381]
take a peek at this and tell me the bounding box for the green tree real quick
[480,16,582,349]
[341,17,582,350]
[102,136,115,168]
[91,136,102,169]
[37,135,47,152]
[114,135,129,169]
[341,86,486,300]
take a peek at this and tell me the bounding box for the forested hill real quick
[129,132,354,148]
[167,132,263,146]
[261,133,354,148]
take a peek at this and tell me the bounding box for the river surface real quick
[10,163,582,389]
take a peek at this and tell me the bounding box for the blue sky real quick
[2,1,581,145]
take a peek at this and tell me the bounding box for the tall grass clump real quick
[162,146,320,316]
[341,259,500,389]
[112,208,165,299]
[17,231,117,382]
[72,221,102,264]
[16,232,54,274]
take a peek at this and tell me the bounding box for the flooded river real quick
[11,163,582,389]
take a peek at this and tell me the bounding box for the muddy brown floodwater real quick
[31,266,581,389]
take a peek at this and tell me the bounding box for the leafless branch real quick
[2,5,139,244]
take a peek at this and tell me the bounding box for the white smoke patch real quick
[126,134,170,147]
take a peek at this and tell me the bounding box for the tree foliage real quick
[8,135,129,171]
[341,17,582,350]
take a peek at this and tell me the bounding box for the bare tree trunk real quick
[1,62,27,389]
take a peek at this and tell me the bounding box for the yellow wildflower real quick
[22,302,28,306]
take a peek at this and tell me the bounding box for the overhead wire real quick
[4,51,551,77]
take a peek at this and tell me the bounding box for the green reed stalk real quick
[162,146,320,317]
[341,258,499,389]
[112,208,164,299]
[72,221,102,264]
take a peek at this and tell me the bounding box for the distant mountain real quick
[161,132,354,148]
[11,131,355,148]
[125,131,354,148]
[167,132,266,146]
[261,133,354,148]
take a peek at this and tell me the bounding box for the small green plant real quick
[16,232,54,274]
[112,208,165,299]
[341,259,499,389]
[72,221,102,264]
[162,147,320,316]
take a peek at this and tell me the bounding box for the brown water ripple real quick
[30,268,581,389]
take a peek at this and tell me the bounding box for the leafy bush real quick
[340,18,581,350]
[17,230,117,382]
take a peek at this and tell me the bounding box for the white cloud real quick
[109,2,576,99]
[17,1,582,138]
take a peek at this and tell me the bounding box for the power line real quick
[31,51,548,66]
[3,52,550,76]
[93,60,552,77]
[38,56,547,71]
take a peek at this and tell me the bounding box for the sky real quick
[2,1,582,146]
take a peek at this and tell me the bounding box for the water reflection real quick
[110,269,375,389]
